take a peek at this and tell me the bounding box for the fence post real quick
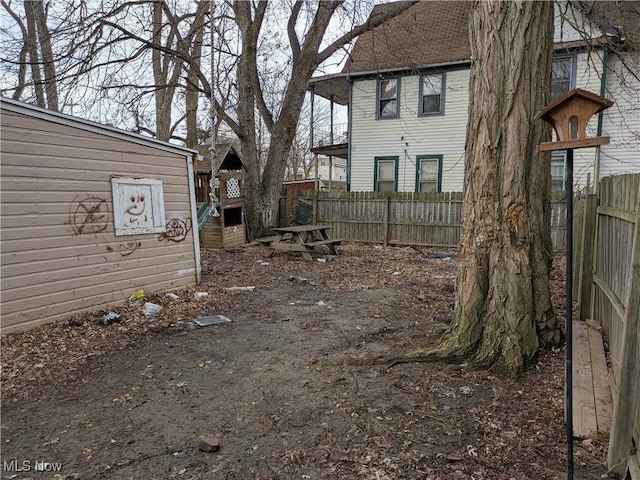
[607,215,640,476]
[312,191,318,225]
[578,193,597,320]
[383,195,390,247]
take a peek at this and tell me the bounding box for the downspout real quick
[347,78,353,192]
[594,48,608,193]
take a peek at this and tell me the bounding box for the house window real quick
[111,177,166,236]
[552,56,574,100]
[551,151,566,192]
[374,157,398,192]
[416,155,442,192]
[419,74,444,115]
[377,78,399,118]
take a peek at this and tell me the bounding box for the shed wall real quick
[1,110,198,332]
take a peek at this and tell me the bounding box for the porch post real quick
[310,86,315,149]
[329,156,333,191]
[330,95,334,145]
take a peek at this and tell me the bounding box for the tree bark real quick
[32,1,58,111]
[152,2,181,142]
[23,0,45,108]
[185,2,207,148]
[428,0,561,376]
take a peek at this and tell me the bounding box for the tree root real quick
[315,346,465,369]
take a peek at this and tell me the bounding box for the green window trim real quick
[374,156,399,192]
[415,155,443,192]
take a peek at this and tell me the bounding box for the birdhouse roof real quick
[538,88,614,120]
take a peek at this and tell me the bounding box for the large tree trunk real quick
[241,1,338,237]
[32,1,58,111]
[152,2,181,142]
[429,1,561,376]
[185,2,207,148]
[23,0,45,108]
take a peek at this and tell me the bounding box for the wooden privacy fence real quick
[583,174,639,478]
[289,190,568,251]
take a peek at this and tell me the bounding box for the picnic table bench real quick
[258,224,341,261]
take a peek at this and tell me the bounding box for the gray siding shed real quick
[1,98,201,333]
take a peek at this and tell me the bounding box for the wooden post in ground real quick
[573,191,584,300]
[329,156,333,191]
[312,191,318,225]
[313,153,319,190]
[578,193,597,321]
[607,215,640,476]
[383,195,390,248]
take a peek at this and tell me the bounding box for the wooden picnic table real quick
[259,224,341,261]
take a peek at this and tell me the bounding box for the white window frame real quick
[111,177,166,236]
[551,55,575,100]
[551,151,566,192]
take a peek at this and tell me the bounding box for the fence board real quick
[591,174,640,478]
[293,190,566,251]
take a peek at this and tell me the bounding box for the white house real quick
[309,1,640,193]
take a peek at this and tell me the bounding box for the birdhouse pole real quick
[537,88,613,480]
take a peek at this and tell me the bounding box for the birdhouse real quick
[537,89,613,152]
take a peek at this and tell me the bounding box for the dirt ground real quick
[1,243,611,480]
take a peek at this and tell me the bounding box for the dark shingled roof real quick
[342,1,471,74]
[342,0,640,75]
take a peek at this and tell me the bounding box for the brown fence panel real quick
[296,190,567,251]
[592,174,640,477]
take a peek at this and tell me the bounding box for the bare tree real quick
[222,0,419,236]
[1,0,418,236]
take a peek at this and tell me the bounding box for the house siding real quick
[343,1,638,193]
[349,48,636,192]
[350,69,468,192]
[600,53,640,176]
[553,2,602,44]
[570,50,604,186]
[1,107,199,333]
[555,49,640,186]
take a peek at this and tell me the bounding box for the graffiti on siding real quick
[123,190,149,226]
[112,178,165,236]
[70,195,144,257]
[118,241,142,256]
[70,196,109,235]
[159,218,192,243]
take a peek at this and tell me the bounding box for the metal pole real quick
[566,147,574,480]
